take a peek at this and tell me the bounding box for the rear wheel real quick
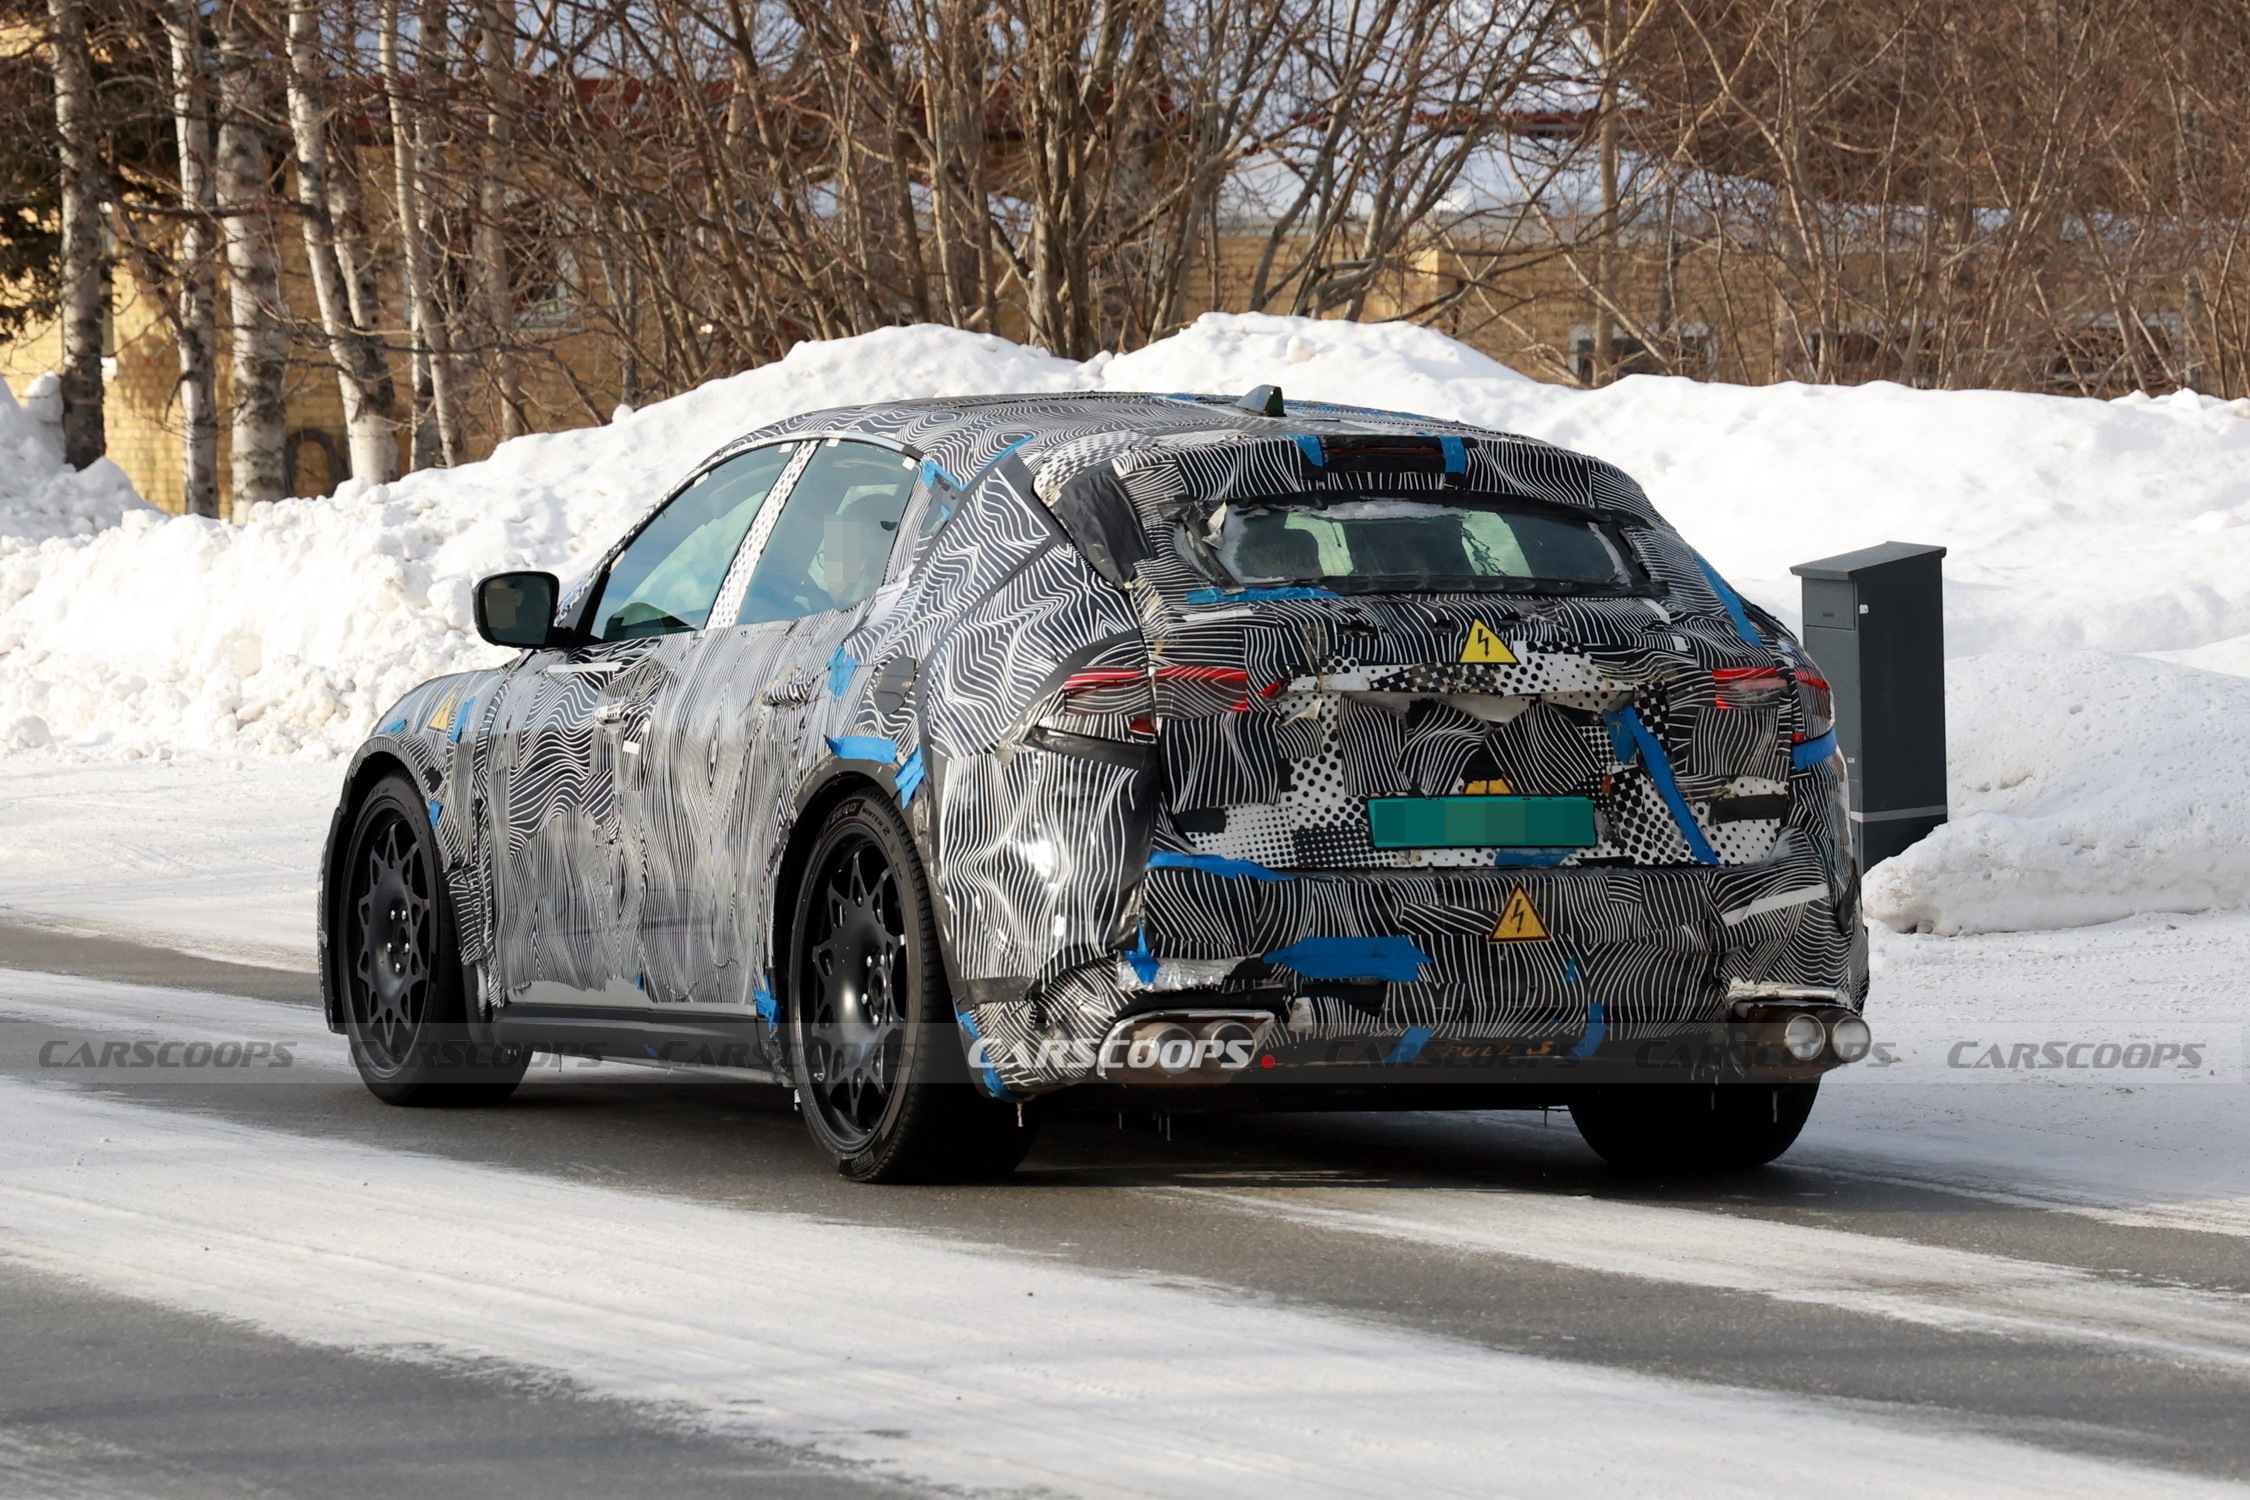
[1569,1081,1818,1172]
[340,773,528,1106]
[787,793,1033,1183]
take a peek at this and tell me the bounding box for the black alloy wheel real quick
[787,794,1033,1182]
[800,836,908,1147]
[340,773,527,1106]
[1569,1080,1820,1172]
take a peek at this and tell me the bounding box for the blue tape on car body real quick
[895,746,926,807]
[1184,586,1341,605]
[1147,850,1295,882]
[1568,1001,1608,1059]
[1606,707,1718,865]
[1384,1025,1436,1064]
[1292,434,1326,467]
[825,735,898,764]
[1123,927,1161,984]
[952,1008,1015,1101]
[827,648,858,698]
[1792,729,1839,770]
[1263,936,1429,982]
[969,435,1034,481]
[1694,556,1766,648]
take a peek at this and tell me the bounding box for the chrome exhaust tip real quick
[1096,1009,1276,1088]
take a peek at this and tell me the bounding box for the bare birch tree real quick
[381,0,464,466]
[214,0,286,512]
[283,0,398,483]
[160,0,219,515]
[473,0,526,439]
[45,0,104,467]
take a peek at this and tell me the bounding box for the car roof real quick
[712,390,1562,488]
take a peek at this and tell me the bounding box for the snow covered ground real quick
[0,960,2240,1494]
[0,753,334,967]
[0,1051,2233,1500]
[7,323,2250,1493]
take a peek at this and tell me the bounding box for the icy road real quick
[0,918,2244,1499]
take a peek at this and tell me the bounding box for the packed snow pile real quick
[1105,318,2250,657]
[10,310,2250,932]
[0,329,1082,758]
[1861,654,2250,934]
[0,376,150,545]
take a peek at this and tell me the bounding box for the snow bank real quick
[0,376,149,544]
[0,329,1081,758]
[10,311,2250,932]
[1106,317,2250,657]
[1862,654,2250,934]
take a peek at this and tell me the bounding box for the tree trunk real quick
[284,0,398,485]
[163,0,219,516]
[1589,2,1621,388]
[407,0,465,464]
[46,0,105,469]
[475,0,525,440]
[216,5,288,515]
[381,0,437,468]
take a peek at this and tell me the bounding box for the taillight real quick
[1711,667,1787,708]
[1059,664,1263,719]
[1792,671,1833,740]
[1152,664,1253,717]
[1059,668,1155,716]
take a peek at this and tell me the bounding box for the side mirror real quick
[473,571,561,649]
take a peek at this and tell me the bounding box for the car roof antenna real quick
[1234,384,1285,417]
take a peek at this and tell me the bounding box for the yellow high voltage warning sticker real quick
[1460,621,1516,663]
[1489,887,1550,942]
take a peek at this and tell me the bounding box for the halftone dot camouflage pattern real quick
[321,392,1864,1100]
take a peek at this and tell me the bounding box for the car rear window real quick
[1211,494,1633,593]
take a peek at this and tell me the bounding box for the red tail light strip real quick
[1710,666,1787,709]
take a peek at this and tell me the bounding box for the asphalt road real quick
[1,917,2245,1497]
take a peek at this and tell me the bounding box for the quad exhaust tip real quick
[1097,1009,1277,1088]
[1736,999,1873,1065]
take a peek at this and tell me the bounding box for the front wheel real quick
[786,794,1033,1183]
[1569,1081,1819,1172]
[339,773,528,1107]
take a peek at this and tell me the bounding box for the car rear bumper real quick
[981,1012,1862,1112]
[1135,843,1860,1015]
[963,847,1867,1100]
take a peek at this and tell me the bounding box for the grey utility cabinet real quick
[1788,541,1948,868]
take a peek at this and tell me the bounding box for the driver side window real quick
[735,440,920,625]
[587,444,797,642]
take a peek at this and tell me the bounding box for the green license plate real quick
[1365,796,1599,849]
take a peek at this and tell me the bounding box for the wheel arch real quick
[769,770,899,1030]
[318,748,418,1031]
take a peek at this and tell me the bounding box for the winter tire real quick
[340,773,529,1107]
[787,793,1034,1182]
[1569,1081,1819,1172]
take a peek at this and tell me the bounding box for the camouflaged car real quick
[320,386,1870,1181]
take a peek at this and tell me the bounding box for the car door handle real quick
[762,671,817,707]
[592,702,628,725]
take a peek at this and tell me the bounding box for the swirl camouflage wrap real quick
[320,390,1867,1104]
